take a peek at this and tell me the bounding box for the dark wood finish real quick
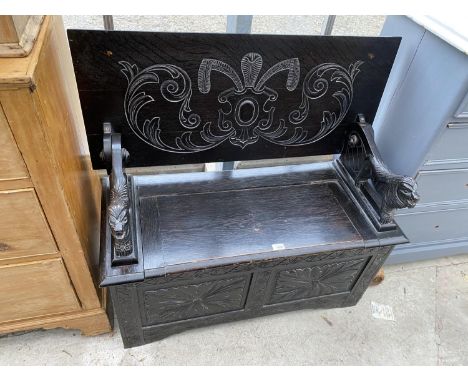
[140,183,362,269]
[103,123,136,264]
[98,163,408,348]
[112,244,392,348]
[68,30,400,168]
[67,29,421,348]
[337,114,419,229]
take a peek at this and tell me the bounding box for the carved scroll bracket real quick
[336,114,420,230]
[102,122,137,265]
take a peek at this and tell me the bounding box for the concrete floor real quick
[1,254,467,365]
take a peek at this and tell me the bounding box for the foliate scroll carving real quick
[119,54,362,153]
[339,115,419,226]
[286,61,362,144]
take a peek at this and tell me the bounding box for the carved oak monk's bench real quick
[68,30,419,348]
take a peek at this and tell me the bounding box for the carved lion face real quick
[108,204,129,240]
[398,177,420,208]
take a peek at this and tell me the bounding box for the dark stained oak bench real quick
[68,30,419,348]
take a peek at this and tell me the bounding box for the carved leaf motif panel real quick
[68,30,401,167]
[269,258,367,304]
[143,277,249,325]
[119,57,362,153]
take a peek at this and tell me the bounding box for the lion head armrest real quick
[102,122,137,265]
[336,114,420,231]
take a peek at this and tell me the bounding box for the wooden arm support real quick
[336,114,420,230]
[102,122,136,265]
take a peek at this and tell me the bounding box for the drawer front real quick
[0,189,57,259]
[395,207,468,244]
[424,123,468,166]
[0,258,81,322]
[417,169,468,204]
[0,107,29,182]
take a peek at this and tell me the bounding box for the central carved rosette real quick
[218,87,277,148]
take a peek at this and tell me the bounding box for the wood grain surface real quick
[68,30,400,168]
[141,182,362,270]
[0,16,44,57]
[0,258,80,322]
[0,106,29,182]
[0,17,110,336]
[0,189,57,259]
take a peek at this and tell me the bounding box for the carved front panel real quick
[112,249,392,345]
[268,258,367,304]
[142,276,250,325]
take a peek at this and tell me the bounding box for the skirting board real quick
[385,238,468,264]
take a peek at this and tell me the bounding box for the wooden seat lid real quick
[140,180,363,275]
[99,163,408,285]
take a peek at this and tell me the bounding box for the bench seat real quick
[100,161,407,347]
[68,29,419,348]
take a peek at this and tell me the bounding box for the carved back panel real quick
[68,30,400,168]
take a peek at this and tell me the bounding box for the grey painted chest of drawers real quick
[374,16,468,263]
